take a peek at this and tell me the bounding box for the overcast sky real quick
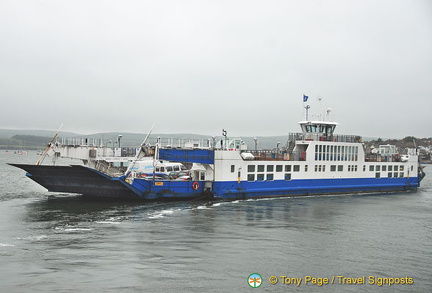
[1,0,431,139]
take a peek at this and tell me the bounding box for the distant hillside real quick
[0,129,290,150]
[1,128,431,151]
[0,129,81,138]
[364,136,432,151]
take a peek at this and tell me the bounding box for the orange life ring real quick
[192,182,200,190]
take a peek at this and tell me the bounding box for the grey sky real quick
[1,0,431,139]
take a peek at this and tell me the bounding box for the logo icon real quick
[248,273,262,288]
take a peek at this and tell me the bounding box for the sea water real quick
[1,151,431,292]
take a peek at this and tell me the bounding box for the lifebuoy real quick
[192,182,200,190]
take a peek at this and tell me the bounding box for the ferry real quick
[10,105,425,200]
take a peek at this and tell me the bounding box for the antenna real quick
[326,108,332,121]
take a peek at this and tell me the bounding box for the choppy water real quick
[1,151,431,292]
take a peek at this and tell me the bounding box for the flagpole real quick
[303,94,310,121]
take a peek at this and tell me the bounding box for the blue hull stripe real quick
[212,177,419,199]
[129,179,207,199]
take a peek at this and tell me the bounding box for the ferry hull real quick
[10,164,210,200]
[128,179,210,200]
[9,164,138,198]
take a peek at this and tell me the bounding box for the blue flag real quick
[303,95,309,102]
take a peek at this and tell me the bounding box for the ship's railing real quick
[56,136,227,151]
[249,151,306,161]
[287,133,362,143]
[55,136,213,158]
[58,137,105,147]
[147,137,213,149]
[365,154,402,162]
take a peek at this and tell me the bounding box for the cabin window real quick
[276,165,283,172]
[174,166,180,171]
[376,165,380,172]
[248,165,255,172]
[411,166,414,171]
[400,172,404,178]
[247,174,255,181]
[284,173,292,181]
[369,165,374,172]
[267,165,274,172]
[330,165,336,172]
[326,145,330,161]
[200,172,205,180]
[400,166,404,171]
[166,166,173,172]
[394,172,398,178]
[348,165,351,172]
[363,165,366,172]
[330,145,334,161]
[231,165,235,173]
[388,172,392,178]
[338,165,343,172]
[257,174,264,181]
[266,174,274,181]
[382,165,387,172]
[258,165,265,172]
[355,146,359,161]
[285,165,292,172]
[305,165,308,172]
[388,165,393,171]
[375,172,381,179]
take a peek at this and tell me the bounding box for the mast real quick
[124,123,156,176]
[36,123,63,165]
